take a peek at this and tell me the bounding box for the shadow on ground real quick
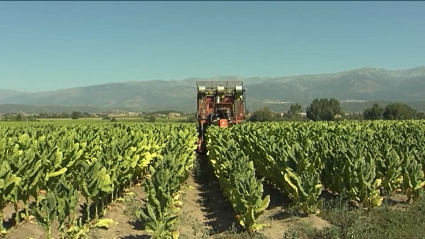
[121,235,151,239]
[3,202,36,230]
[120,211,151,239]
[192,153,240,234]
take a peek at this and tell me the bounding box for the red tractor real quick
[195,81,246,154]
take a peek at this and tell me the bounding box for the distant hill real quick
[0,89,24,101]
[1,66,425,113]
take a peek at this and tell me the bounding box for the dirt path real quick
[177,154,238,238]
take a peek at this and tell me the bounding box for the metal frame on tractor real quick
[195,81,246,154]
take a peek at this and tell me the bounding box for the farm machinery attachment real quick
[195,81,246,154]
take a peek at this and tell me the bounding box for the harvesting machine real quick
[195,81,246,154]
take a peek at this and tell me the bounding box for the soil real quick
[3,154,331,239]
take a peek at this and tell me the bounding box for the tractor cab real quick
[206,103,232,128]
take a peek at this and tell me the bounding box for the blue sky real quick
[1,1,424,92]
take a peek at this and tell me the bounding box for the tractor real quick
[195,81,246,154]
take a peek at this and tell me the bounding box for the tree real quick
[283,103,302,120]
[417,112,425,120]
[186,116,197,123]
[382,103,417,120]
[248,107,279,122]
[1,114,11,121]
[71,111,81,119]
[363,103,384,120]
[15,113,24,121]
[306,98,342,121]
[148,116,156,122]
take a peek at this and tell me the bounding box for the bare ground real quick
[3,154,331,239]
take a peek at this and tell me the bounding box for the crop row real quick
[206,120,425,230]
[0,123,197,238]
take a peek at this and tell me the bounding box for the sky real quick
[1,1,424,92]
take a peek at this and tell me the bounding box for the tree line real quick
[248,98,425,122]
[1,111,97,121]
[2,98,423,123]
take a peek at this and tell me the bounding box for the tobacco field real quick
[0,120,425,239]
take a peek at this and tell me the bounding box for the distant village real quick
[0,110,189,122]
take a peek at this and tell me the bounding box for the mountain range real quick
[1,66,425,114]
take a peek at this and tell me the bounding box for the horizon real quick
[1,2,425,92]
